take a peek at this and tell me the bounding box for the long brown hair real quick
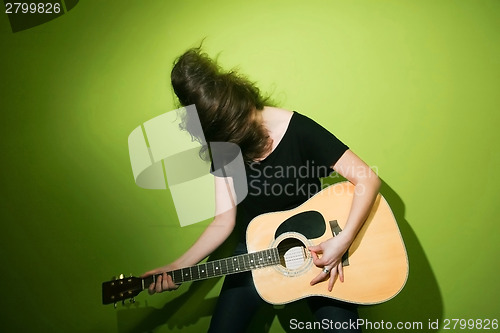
[171,47,272,163]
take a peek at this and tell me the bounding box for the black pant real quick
[208,271,361,333]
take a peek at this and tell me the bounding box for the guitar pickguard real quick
[274,210,326,239]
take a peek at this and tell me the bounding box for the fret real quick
[181,267,191,282]
[237,255,244,272]
[191,264,200,280]
[198,263,207,279]
[269,249,276,264]
[220,258,228,275]
[274,248,280,264]
[142,275,154,289]
[249,252,257,269]
[271,248,279,265]
[246,252,253,269]
[229,256,236,273]
[207,261,215,277]
[232,256,238,273]
[262,250,268,265]
[263,249,269,265]
[172,269,182,283]
[243,254,249,270]
[256,250,264,268]
[265,249,274,265]
[213,260,221,277]
[243,254,250,270]
[224,258,229,273]
[247,253,253,269]
[235,255,241,272]
[253,252,259,268]
[255,252,262,268]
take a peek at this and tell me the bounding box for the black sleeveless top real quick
[234,111,348,250]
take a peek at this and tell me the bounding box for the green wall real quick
[1,1,499,332]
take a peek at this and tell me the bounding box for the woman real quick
[143,47,381,332]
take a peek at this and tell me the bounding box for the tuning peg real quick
[112,273,125,281]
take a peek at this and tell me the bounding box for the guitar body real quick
[102,182,408,307]
[246,181,408,305]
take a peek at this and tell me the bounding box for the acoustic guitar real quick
[102,182,408,307]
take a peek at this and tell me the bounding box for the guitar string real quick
[174,255,308,276]
[183,249,310,269]
[195,250,308,265]
[160,257,315,285]
[198,253,308,268]
[162,248,313,282]
[172,257,307,275]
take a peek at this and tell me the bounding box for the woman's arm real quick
[143,175,237,294]
[309,149,381,291]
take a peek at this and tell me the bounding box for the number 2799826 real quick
[5,2,62,14]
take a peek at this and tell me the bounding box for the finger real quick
[310,251,327,266]
[310,272,325,286]
[328,267,338,292]
[148,281,156,295]
[308,245,322,253]
[338,262,344,283]
[310,267,330,286]
[165,274,177,290]
[155,274,163,293]
[161,273,170,291]
[310,251,320,265]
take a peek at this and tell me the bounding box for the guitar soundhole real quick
[275,234,312,276]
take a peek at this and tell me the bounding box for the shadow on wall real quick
[114,179,443,333]
[114,229,240,333]
[115,279,220,332]
[357,180,444,332]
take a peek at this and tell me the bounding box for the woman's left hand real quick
[308,236,350,291]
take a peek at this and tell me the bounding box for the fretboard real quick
[142,248,280,289]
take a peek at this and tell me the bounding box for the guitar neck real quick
[143,248,280,288]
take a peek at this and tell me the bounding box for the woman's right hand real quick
[141,265,180,295]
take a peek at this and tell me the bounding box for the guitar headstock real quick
[102,274,143,307]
